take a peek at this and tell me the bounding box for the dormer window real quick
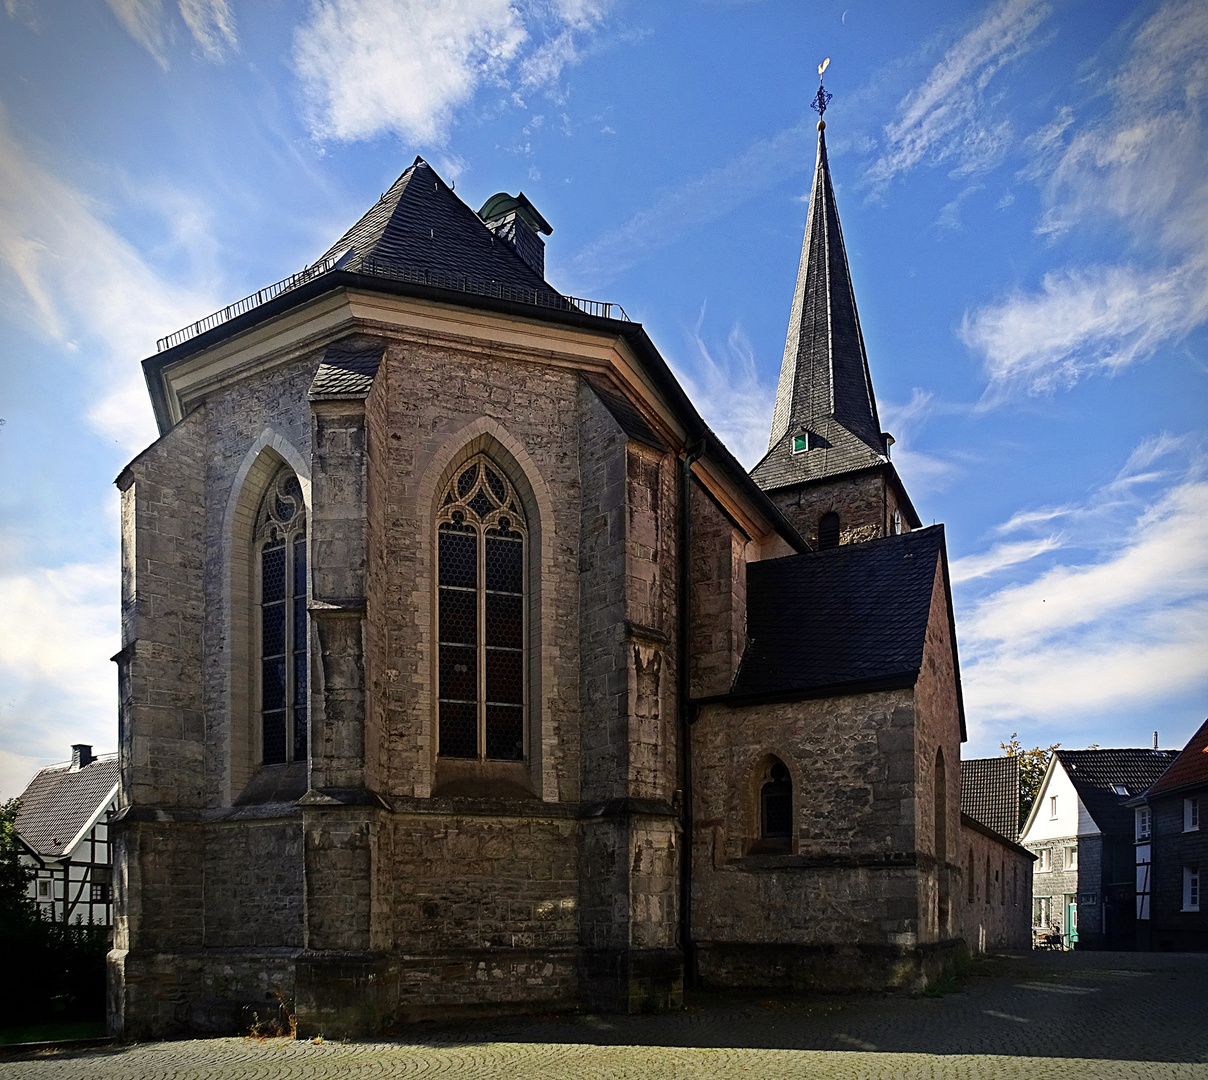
[792,432,810,454]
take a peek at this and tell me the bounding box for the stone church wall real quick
[689,480,748,700]
[911,559,963,944]
[956,819,1034,954]
[690,688,936,989]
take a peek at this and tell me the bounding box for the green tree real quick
[0,797,36,928]
[1001,734,1062,830]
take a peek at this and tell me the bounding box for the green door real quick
[1066,896,1078,946]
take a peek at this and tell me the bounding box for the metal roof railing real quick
[156,256,629,353]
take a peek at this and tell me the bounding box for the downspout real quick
[678,438,706,990]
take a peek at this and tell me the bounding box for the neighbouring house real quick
[1022,748,1178,949]
[111,111,1030,1039]
[1134,717,1208,952]
[961,756,1020,842]
[14,744,119,926]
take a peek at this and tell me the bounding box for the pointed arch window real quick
[760,759,793,840]
[818,511,840,549]
[256,466,307,766]
[437,454,527,762]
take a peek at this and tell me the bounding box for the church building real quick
[109,108,1032,1038]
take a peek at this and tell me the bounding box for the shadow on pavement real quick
[394,951,1208,1064]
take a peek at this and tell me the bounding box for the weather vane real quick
[811,57,833,119]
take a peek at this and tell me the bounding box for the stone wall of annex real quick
[689,687,936,990]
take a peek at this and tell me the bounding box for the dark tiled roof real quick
[1057,749,1180,835]
[317,158,552,294]
[14,755,119,858]
[309,338,384,400]
[728,525,946,701]
[1147,717,1208,797]
[759,127,884,492]
[586,380,666,451]
[961,756,1020,842]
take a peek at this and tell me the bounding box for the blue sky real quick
[1,0,1206,796]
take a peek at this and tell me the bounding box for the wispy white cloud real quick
[572,118,815,286]
[104,0,238,66]
[0,559,118,798]
[935,183,984,232]
[949,534,1062,583]
[867,0,1051,186]
[963,0,1208,395]
[672,312,776,470]
[0,105,218,451]
[520,29,578,88]
[958,436,1208,730]
[293,0,611,146]
[993,504,1073,535]
[879,389,962,496]
[178,0,237,61]
[106,0,169,67]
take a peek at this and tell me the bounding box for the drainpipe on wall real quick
[678,438,706,991]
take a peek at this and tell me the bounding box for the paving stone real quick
[7,952,1206,1079]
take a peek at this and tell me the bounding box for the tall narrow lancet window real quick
[437,454,527,762]
[256,467,307,766]
[818,512,840,549]
[760,759,793,841]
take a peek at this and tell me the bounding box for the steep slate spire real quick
[770,123,881,452]
[752,116,888,492]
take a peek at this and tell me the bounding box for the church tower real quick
[750,96,920,550]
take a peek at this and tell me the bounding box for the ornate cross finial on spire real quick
[811,57,833,120]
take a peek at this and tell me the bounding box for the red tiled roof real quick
[1148,716,1208,797]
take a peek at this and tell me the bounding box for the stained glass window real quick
[437,455,527,761]
[255,467,307,766]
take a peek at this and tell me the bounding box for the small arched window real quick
[818,512,840,549]
[437,454,527,762]
[760,759,793,840]
[255,466,307,766]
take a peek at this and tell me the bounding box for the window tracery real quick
[437,454,527,762]
[255,466,307,766]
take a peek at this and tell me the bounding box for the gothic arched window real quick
[818,511,840,549]
[760,759,793,840]
[256,466,307,767]
[437,454,527,762]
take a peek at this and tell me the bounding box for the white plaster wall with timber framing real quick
[24,780,119,926]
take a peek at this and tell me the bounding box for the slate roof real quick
[317,157,553,294]
[587,380,666,451]
[753,125,886,494]
[1147,716,1208,798]
[1056,749,1180,836]
[309,338,385,400]
[14,755,119,858]
[728,525,953,707]
[961,756,1020,842]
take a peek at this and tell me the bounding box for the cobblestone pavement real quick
[4,951,1206,1079]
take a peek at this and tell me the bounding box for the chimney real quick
[1153,731,1159,751]
[71,744,94,771]
[478,192,552,279]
